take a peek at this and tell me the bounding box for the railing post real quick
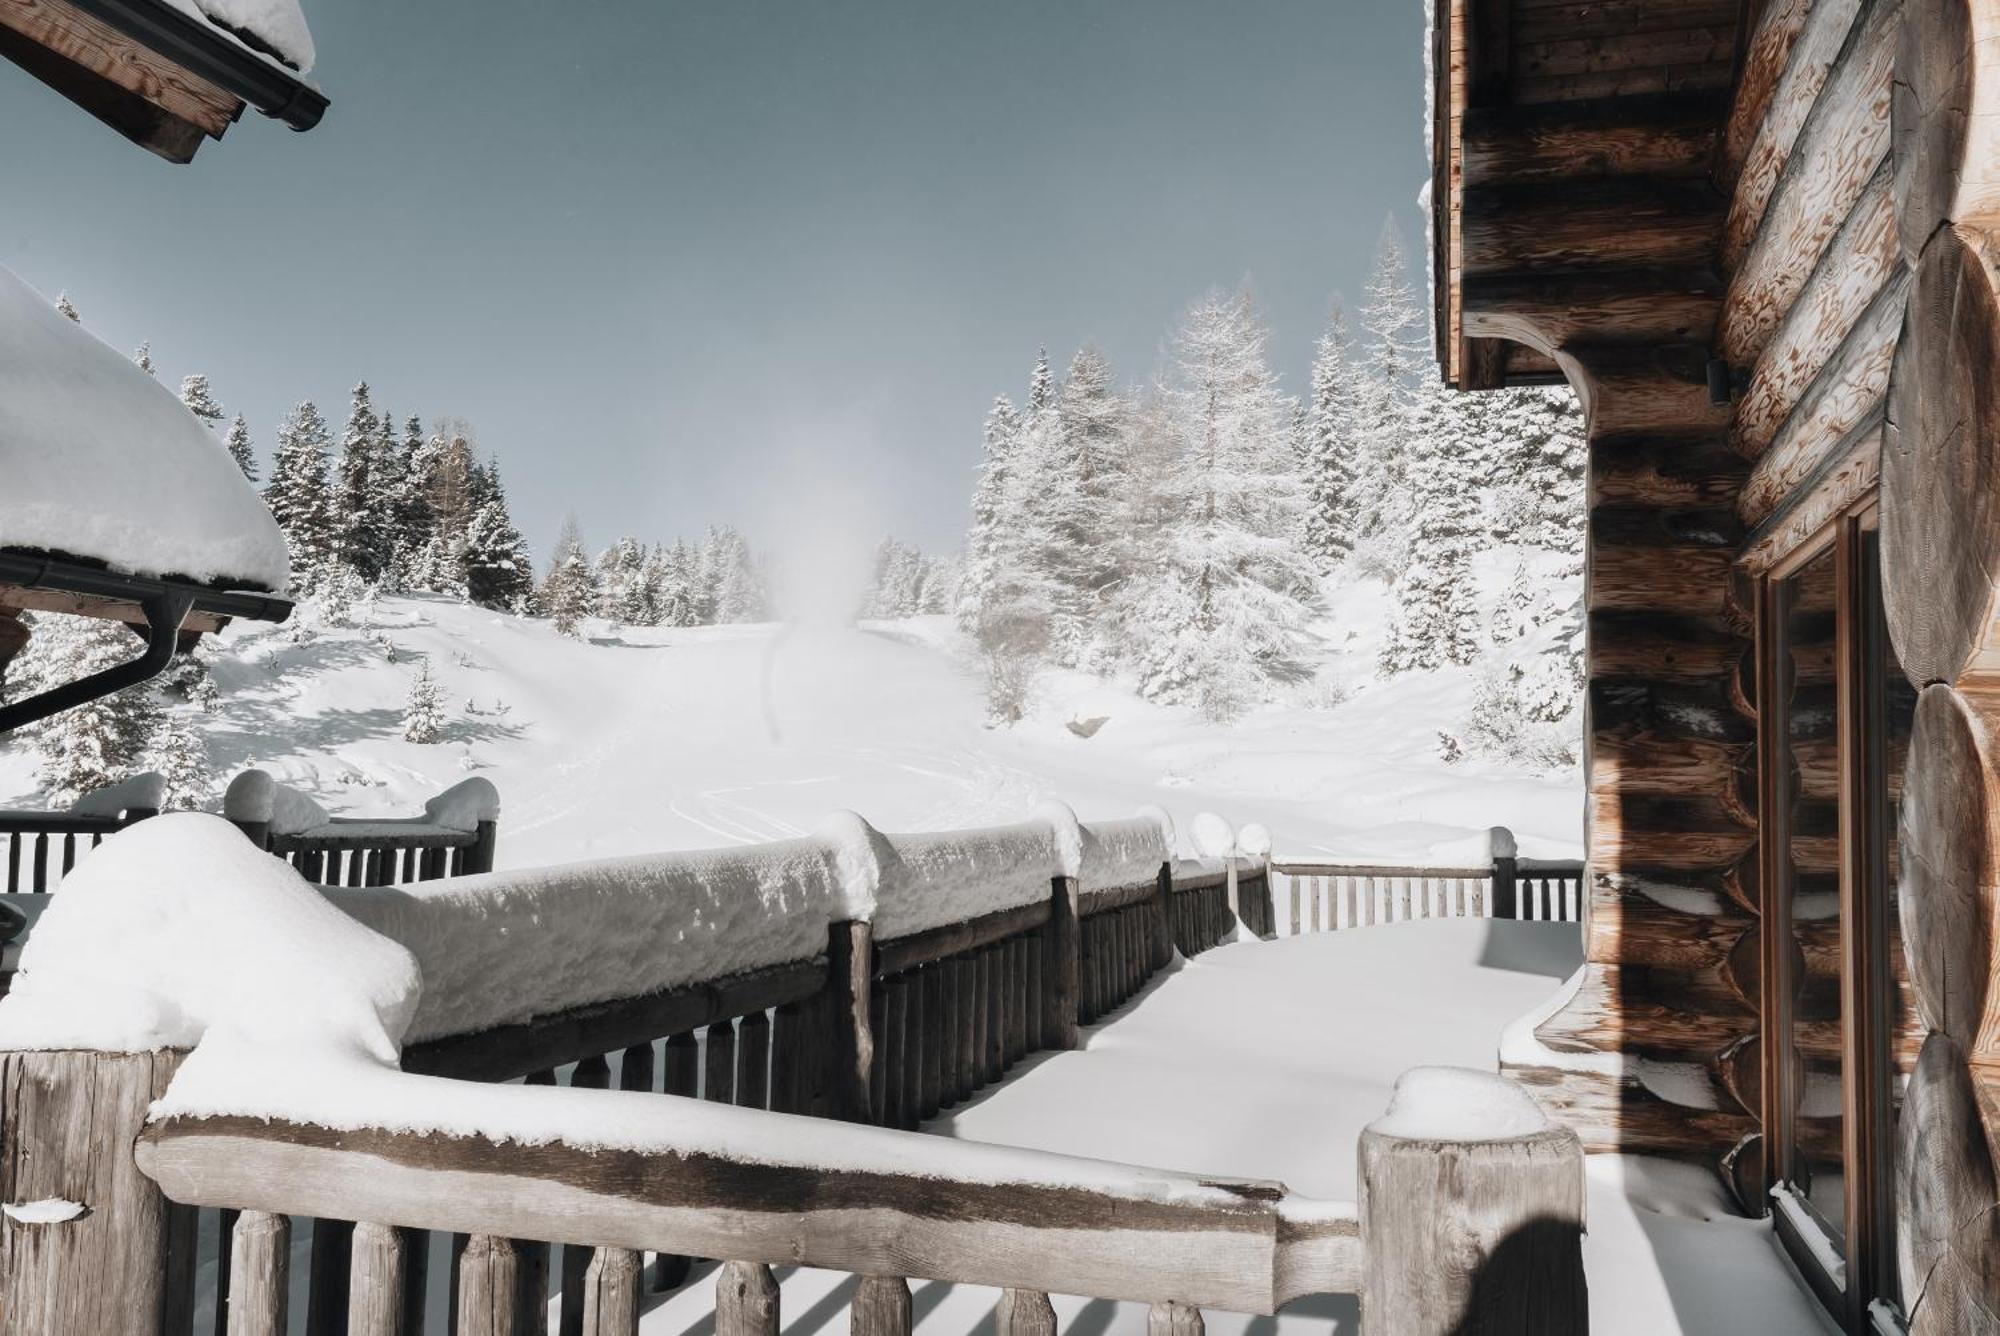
[1359,1067,1586,1335]
[1043,874,1080,1050]
[466,819,500,875]
[1150,862,1174,967]
[996,1288,1057,1336]
[0,1050,186,1336]
[229,1210,292,1336]
[1488,825,1518,920]
[348,1221,406,1336]
[827,919,875,1123]
[456,1235,519,1336]
[716,1260,779,1336]
[852,1275,912,1336]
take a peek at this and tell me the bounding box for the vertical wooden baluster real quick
[60,832,75,876]
[920,963,945,1119]
[32,832,47,892]
[1025,933,1046,1052]
[968,953,989,1088]
[882,975,908,1130]
[984,945,1005,1081]
[512,1071,556,1329]
[939,956,964,1106]
[6,833,17,893]
[852,1275,912,1336]
[213,1208,240,1336]
[348,1221,405,1336]
[228,1210,290,1336]
[559,1056,613,1336]
[723,1009,761,1112]
[456,1235,519,1336]
[705,1022,737,1105]
[714,1261,778,1336]
[397,1225,430,1336]
[649,1034,695,1291]
[867,987,889,1121]
[898,973,924,1127]
[995,1289,1057,1336]
[955,956,979,1101]
[1148,1301,1203,1336]
[579,1247,640,1336]
[767,1002,803,1116]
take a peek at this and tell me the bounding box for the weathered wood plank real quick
[455,1235,518,1336]
[1719,0,1815,187]
[994,1289,1056,1336]
[225,1210,289,1336]
[580,1248,640,1336]
[716,1261,777,1336]
[851,1275,912,1336]
[348,1221,406,1336]
[0,0,239,136]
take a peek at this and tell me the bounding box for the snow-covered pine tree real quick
[264,401,336,584]
[147,706,211,810]
[402,660,446,743]
[708,526,764,623]
[655,541,700,627]
[133,342,154,377]
[178,374,224,430]
[8,615,159,805]
[54,292,79,322]
[539,517,597,637]
[1351,216,1429,571]
[462,495,535,612]
[223,414,258,481]
[957,395,1023,634]
[1133,290,1317,721]
[1302,305,1364,570]
[1380,379,1482,673]
[920,553,958,613]
[868,539,927,617]
[387,419,437,582]
[334,382,396,583]
[1049,345,1134,664]
[594,538,648,622]
[1493,558,1534,646]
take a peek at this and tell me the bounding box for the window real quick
[1756,510,1915,1331]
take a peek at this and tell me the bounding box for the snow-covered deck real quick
[614,921,1832,1336]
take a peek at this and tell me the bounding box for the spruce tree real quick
[1049,345,1133,663]
[133,342,154,377]
[178,374,224,429]
[54,292,79,322]
[1352,216,1429,563]
[10,616,159,806]
[403,660,446,743]
[148,707,212,810]
[334,382,395,583]
[1302,305,1363,570]
[461,480,535,613]
[224,414,258,481]
[1380,381,1482,673]
[264,401,336,583]
[957,396,1023,633]
[1134,291,1317,721]
[539,518,598,637]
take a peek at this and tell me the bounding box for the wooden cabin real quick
[1430,0,2000,1327]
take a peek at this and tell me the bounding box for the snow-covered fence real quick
[225,770,501,885]
[1271,827,1584,936]
[0,815,1581,1336]
[0,771,161,894]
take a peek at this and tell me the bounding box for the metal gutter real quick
[65,0,327,131]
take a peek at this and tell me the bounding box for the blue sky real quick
[0,1,1428,563]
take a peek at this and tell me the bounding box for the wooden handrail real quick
[135,1104,1363,1314]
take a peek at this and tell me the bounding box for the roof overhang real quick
[0,550,291,734]
[0,0,324,163]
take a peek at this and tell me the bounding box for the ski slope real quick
[0,591,1582,867]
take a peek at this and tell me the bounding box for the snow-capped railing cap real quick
[1367,1066,1550,1143]
[222,769,329,836]
[1073,809,1173,892]
[816,810,888,922]
[1236,823,1272,861]
[1190,812,1235,860]
[1035,800,1084,878]
[70,771,166,817]
[422,777,500,832]
[1487,825,1518,860]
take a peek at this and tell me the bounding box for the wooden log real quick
[1046,877,1080,1050]
[1892,0,2000,259]
[510,1072,555,1326]
[1884,224,2000,686]
[994,1288,1056,1336]
[3,1058,217,1334]
[1147,1302,1202,1336]
[920,963,945,1120]
[828,921,874,1124]
[1721,0,1897,366]
[1897,685,2000,1048]
[1025,935,1046,1052]
[736,1013,769,1111]
[767,1003,803,1117]
[560,1057,614,1336]
[226,1210,289,1336]
[1005,937,1026,1064]
[1463,93,1719,187]
[1463,179,1722,275]
[1895,1031,2000,1327]
[705,1023,737,1108]
[901,974,924,1126]
[716,1260,779,1336]
[851,1275,912,1336]
[984,946,1005,1081]
[348,1221,406,1336]
[867,989,889,1121]
[1359,1087,1587,1335]
[954,956,978,1104]
[580,1248,640,1336]
[1720,0,1817,187]
[872,901,1051,975]
[883,975,909,1132]
[456,1235,518,1336]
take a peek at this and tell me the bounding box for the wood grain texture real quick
[1883,223,2000,686]
[1719,0,1898,368]
[580,1248,641,1336]
[0,1049,185,1336]
[994,1289,1056,1336]
[852,1275,912,1336]
[1897,685,2000,1049]
[1895,1032,2000,1329]
[1893,0,2000,259]
[226,1211,289,1336]
[1462,94,1720,185]
[348,1221,406,1336]
[0,0,238,132]
[716,1261,778,1336]
[1720,0,1816,186]
[1359,1119,1586,1335]
[454,1236,518,1336]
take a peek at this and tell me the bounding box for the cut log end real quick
[1898,685,2000,1048]
[1895,1033,2000,1325]
[1891,0,2000,260]
[1883,224,2000,689]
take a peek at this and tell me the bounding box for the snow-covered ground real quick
[0,587,1583,868]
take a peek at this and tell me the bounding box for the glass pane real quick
[1783,545,1844,1243]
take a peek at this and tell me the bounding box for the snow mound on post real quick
[0,268,289,592]
[870,822,1063,940]
[69,771,166,816]
[1190,812,1235,859]
[0,814,418,1058]
[331,838,848,1043]
[1369,1065,1550,1143]
[222,768,329,835]
[421,776,500,832]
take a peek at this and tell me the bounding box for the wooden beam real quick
[137,1114,1364,1315]
[0,583,229,636]
[1462,93,1721,185]
[0,0,240,162]
[1463,178,1724,275]
[1718,0,1816,188]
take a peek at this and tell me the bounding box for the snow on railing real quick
[0,771,162,895]
[225,769,501,885]
[0,811,1580,1336]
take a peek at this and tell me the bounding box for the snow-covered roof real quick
[163,0,315,75]
[0,266,290,594]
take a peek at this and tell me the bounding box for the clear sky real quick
[0,1,1428,564]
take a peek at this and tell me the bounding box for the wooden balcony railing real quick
[0,771,163,893]
[1271,827,1584,934]
[224,769,500,884]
